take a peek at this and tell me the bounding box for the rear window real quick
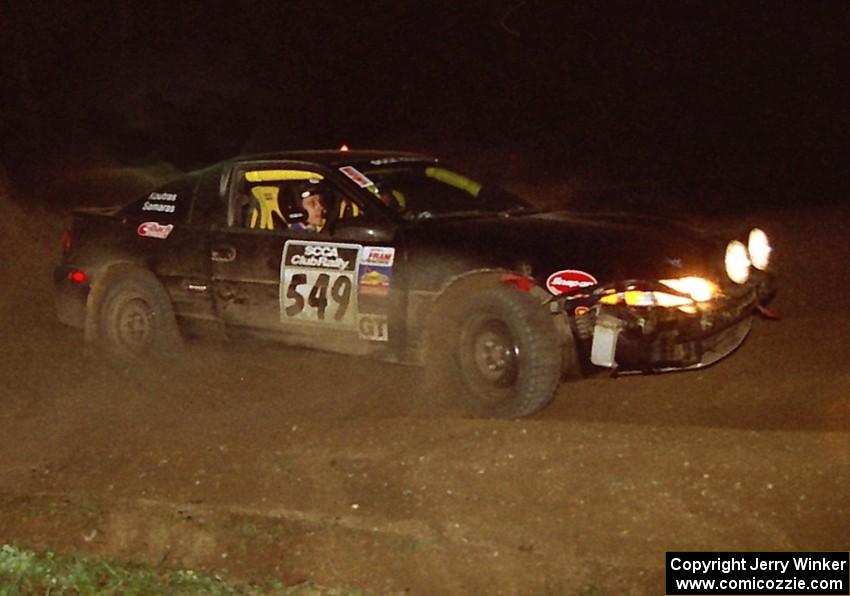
[123,176,197,222]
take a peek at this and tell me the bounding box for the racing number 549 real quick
[284,272,352,321]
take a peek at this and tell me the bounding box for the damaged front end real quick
[556,270,775,375]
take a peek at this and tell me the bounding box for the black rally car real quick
[55,150,775,417]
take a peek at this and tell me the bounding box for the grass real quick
[0,544,364,595]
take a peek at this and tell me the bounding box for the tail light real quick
[68,269,88,284]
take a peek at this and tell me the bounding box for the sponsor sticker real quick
[148,192,177,202]
[141,192,178,213]
[361,246,395,267]
[546,269,598,295]
[358,268,391,296]
[141,201,175,213]
[284,242,357,272]
[136,221,174,239]
[339,166,375,188]
[369,156,423,166]
[280,240,395,337]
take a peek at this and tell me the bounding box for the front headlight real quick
[725,240,751,284]
[659,276,718,302]
[598,276,718,312]
[748,227,771,270]
[600,290,693,308]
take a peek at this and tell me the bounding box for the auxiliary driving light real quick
[725,240,750,284]
[748,227,771,270]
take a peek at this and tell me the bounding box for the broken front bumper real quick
[576,273,774,374]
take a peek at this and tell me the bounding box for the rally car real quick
[55,150,775,417]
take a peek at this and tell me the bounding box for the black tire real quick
[86,266,181,360]
[429,286,562,418]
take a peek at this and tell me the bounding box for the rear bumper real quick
[54,265,89,328]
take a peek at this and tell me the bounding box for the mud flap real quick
[590,312,623,368]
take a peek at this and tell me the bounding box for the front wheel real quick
[430,286,562,418]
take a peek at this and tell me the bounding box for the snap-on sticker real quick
[137,222,174,239]
[546,269,598,295]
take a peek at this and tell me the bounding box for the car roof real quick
[230,149,437,168]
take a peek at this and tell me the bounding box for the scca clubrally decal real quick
[280,241,360,328]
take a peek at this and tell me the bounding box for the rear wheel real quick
[87,266,181,360]
[429,286,562,418]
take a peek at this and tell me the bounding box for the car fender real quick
[418,268,577,375]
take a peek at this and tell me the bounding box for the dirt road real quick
[0,185,847,594]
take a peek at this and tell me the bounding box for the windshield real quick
[348,162,531,218]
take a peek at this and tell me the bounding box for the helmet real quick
[295,180,331,201]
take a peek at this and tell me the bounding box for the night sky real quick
[2,1,848,204]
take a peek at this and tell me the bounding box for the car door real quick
[209,162,402,355]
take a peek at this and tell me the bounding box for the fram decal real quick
[546,269,598,295]
[137,221,174,239]
[339,166,374,188]
[361,246,395,267]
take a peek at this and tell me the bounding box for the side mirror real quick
[333,216,395,243]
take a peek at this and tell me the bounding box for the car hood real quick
[403,210,728,288]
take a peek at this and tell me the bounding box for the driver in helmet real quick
[289,182,330,233]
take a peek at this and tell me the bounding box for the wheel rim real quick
[114,297,155,351]
[463,318,519,389]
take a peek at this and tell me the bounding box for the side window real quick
[123,176,196,222]
[234,168,363,234]
[191,166,228,226]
